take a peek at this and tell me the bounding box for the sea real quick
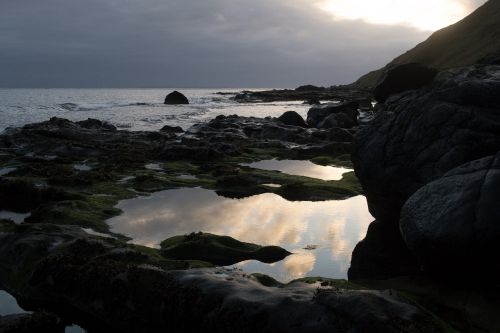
[0,88,311,132]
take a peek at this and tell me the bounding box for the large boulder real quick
[400,152,500,279]
[277,111,307,127]
[373,63,438,103]
[307,101,359,128]
[164,91,189,105]
[353,65,500,224]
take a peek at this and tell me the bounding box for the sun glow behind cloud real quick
[318,0,471,31]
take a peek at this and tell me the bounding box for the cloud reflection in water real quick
[242,159,353,181]
[108,188,373,281]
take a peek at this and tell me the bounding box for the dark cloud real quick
[0,0,486,87]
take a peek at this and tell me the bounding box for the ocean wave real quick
[58,102,159,112]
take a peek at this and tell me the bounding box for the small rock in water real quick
[164,91,189,105]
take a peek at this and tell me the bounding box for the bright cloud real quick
[318,0,477,31]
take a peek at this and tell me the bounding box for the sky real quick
[0,0,487,88]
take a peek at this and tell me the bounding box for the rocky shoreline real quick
[1,64,500,332]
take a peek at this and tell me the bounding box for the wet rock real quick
[0,178,76,213]
[0,117,176,163]
[0,224,445,333]
[307,101,359,128]
[0,312,63,333]
[400,152,500,280]
[374,63,438,103]
[353,65,500,224]
[277,111,307,127]
[164,91,189,105]
[328,128,354,142]
[305,97,321,105]
[160,232,291,265]
[159,125,184,134]
[77,118,116,131]
[233,86,372,103]
[318,112,357,129]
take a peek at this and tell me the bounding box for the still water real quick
[242,159,353,181]
[108,188,372,282]
[0,290,27,316]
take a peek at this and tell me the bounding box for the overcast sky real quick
[0,0,487,88]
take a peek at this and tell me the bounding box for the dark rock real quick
[159,125,184,134]
[0,117,176,164]
[307,101,359,128]
[277,111,307,127]
[374,63,438,103]
[353,65,500,224]
[0,179,76,213]
[77,118,116,131]
[329,128,354,142]
[400,152,500,280]
[311,128,353,142]
[295,85,325,92]
[318,112,357,129]
[233,86,372,103]
[0,224,445,333]
[164,91,189,105]
[0,312,63,333]
[304,97,321,105]
[349,220,421,280]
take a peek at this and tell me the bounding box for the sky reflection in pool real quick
[0,211,30,224]
[108,188,373,282]
[0,290,27,315]
[241,159,352,181]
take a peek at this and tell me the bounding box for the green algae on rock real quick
[160,232,291,266]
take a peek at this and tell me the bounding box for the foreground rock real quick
[353,64,500,281]
[0,224,445,333]
[353,65,500,225]
[160,232,291,266]
[400,152,500,279]
[164,91,189,105]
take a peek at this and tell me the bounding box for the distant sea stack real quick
[164,91,189,105]
[355,0,500,88]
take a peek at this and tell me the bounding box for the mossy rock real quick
[160,232,291,266]
[310,154,353,168]
[290,277,364,290]
[0,219,16,232]
[251,273,283,287]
